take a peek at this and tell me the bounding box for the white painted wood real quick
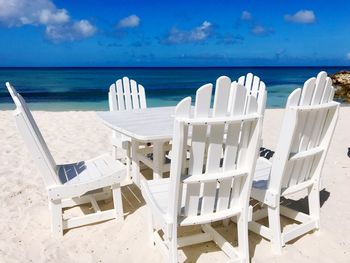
[234,73,267,115]
[122,77,132,110]
[141,79,263,263]
[6,83,126,236]
[49,200,63,237]
[202,77,230,215]
[131,139,141,187]
[139,84,147,108]
[98,106,176,141]
[116,79,125,110]
[62,210,116,229]
[249,71,340,253]
[130,79,140,109]
[108,77,167,181]
[186,84,212,217]
[109,84,118,111]
[112,183,124,221]
[177,232,212,248]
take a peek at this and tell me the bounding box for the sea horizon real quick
[1,66,349,111]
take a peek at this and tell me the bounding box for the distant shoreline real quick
[1,67,349,110]
[1,66,350,69]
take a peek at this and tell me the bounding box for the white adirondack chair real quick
[248,71,339,253]
[6,82,126,237]
[232,73,267,115]
[108,76,148,179]
[141,77,263,263]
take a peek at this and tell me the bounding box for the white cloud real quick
[0,0,96,42]
[163,21,213,44]
[284,10,316,24]
[241,11,252,21]
[117,14,140,28]
[45,19,96,42]
[251,25,274,36]
[39,9,69,25]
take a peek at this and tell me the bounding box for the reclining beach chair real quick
[141,77,263,263]
[6,82,126,237]
[248,71,339,253]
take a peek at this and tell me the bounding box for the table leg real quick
[152,141,165,179]
[131,139,141,187]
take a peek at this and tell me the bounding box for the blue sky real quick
[0,0,349,66]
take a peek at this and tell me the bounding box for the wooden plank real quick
[122,77,132,110]
[271,88,301,189]
[245,73,253,94]
[185,84,212,217]
[223,84,246,207]
[202,76,231,215]
[63,210,115,229]
[109,84,118,111]
[287,79,315,188]
[177,232,212,248]
[251,75,260,98]
[116,79,125,110]
[138,84,147,109]
[282,220,317,244]
[298,72,327,184]
[238,76,245,85]
[130,79,140,109]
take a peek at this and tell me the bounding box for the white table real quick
[97,107,176,186]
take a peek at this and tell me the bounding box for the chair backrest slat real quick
[115,79,125,110]
[138,84,147,109]
[232,73,267,115]
[130,79,140,109]
[201,77,231,214]
[168,80,262,226]
[122,77,132,110]
[270,71,339,192]
[109,77,147,111]
[108,84,118,111]
[185,84,212,216]
[6,83,58,187]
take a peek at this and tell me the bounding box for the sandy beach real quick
[0,107,349,263]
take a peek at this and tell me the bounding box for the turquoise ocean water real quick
[0,67,348,111]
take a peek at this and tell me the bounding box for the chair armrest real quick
[140,180,172,225]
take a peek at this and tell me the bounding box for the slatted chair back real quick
[108,76,147,111]
[6,82,58,187]
[236,73,267,115]
[269,71,339,195]
[167,76,262,226]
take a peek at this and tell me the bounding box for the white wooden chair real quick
[6,82,126,237]
[137,74,267,180]
[108,76,147,178]
[233,73,267,115]
[141,77,263,263]
[248,71,339,253]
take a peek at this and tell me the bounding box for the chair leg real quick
[126,142,131,181]
[112,145,119,160]
[237,211,249,263]
[49,200,63,237]
[168,225,178,263]
[131,139,141,187]
[268,206,283,254]
[112,183,124,222]
[308,184,321,229]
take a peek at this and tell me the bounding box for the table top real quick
[97,107,176,141]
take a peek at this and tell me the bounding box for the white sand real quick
[0,108,349,262]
